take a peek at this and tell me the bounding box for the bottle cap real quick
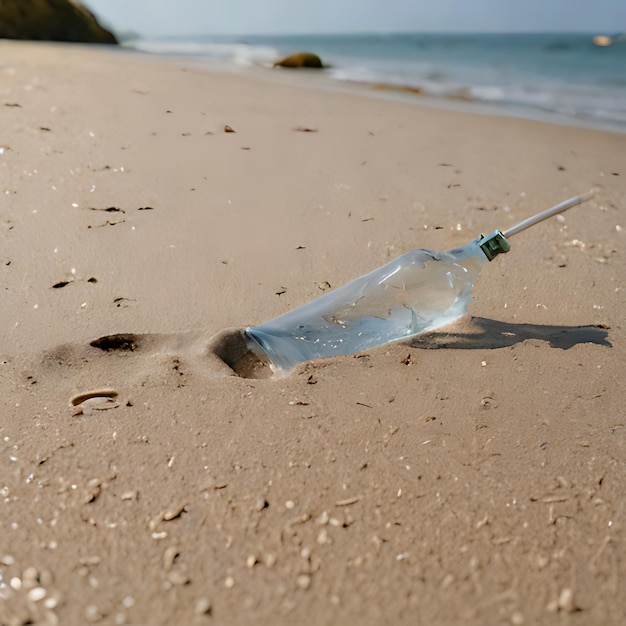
[478,230,511,261]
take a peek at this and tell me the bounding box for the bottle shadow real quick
[406,317,611,351]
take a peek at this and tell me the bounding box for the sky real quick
[85,0,626,37]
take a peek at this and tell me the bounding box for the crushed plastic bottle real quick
[245,194,590,372]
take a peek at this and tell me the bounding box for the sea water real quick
[127,32,626,131]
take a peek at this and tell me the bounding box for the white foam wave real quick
[129,40,279,68]
[330,64,626,128]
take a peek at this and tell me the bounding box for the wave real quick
[127,39,279,68]
[125,35,626,130]
[331,71,626,127]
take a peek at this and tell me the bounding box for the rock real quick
[0,0,117,44]
[274,52,324,69]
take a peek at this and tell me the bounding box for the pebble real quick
[28,586,47,602]
[163,546,179,571]
[22,566,39,586]
[441,574,454,588]
[316,511,329,525]
[194,598,212,615]
[168,570,190,586]
[253,496,268,511]
[163,503,185,521]
[296,574,312,590]
[224,576,235,588]
[85,604,103,622]
[335,496,360,507]
[44,595,60,609]
[558,588,577,613]
[84,479,101,504]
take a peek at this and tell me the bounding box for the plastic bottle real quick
[245,194,589,372]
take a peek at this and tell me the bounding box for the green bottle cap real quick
[478,230,511,261]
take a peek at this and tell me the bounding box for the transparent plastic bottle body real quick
[245,239,488,371]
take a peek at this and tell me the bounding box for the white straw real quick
[502,192,593,238]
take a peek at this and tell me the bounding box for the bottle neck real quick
[446,230,510,263]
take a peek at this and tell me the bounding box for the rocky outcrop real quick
[0,0,117,44]
[274,52,324,69]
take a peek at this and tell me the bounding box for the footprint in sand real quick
[88,329,272,379]
[44,329,273,404]
[39,328,273,418]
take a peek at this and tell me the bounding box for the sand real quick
[1,41,625,625]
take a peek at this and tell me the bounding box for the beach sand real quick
[1,41,625,625]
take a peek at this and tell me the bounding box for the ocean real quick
[126,33,626,132]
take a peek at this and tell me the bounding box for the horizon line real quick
[122,29,622,39]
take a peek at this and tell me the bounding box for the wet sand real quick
[1,41,625,625]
